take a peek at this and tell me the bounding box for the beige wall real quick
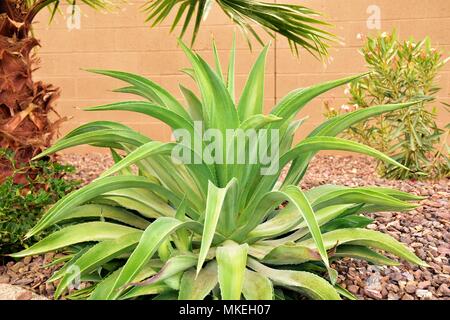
[33,0,450,153]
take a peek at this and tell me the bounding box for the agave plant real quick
[12,41,427,300]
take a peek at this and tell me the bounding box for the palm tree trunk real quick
[0,0,63,183]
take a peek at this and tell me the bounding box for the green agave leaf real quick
[333,245,400,266]
[216,241,249,300]
[110,148,135,176]
[112,85,150,100]
[217,178,240,236]
[282,137,409,172]
[270,74,368,122]
[263,243,322,265]
[129,254,197,288]
[119,282,170,300]
[278,117,308,155]
[55,232,143,298]
[84,101,194,131]
[104,217,198,299]
[33,129,149,160]
[299,228,427,267]
[239,114,283,131]
[98,188,176,218]
[309,101,421,137]
[162,272,183,291]
[33,129,150,160]
[296,204,359,231]
[305,185,416,212]
[89,267,123,300]
[178,261,218,300]
[179,85,203,122]
[242,269,274,300]
[98,142,174,178]
[197,179,237,274]
[27,176,182,237]
[247,203,302,241]
[52,204,150,229]
[237,46,269,121]
[247,259,340,300]
[320,215,373,233]
[90,262,160,300]
[86,69,191,121]
[65,286,95,300]
[173,196,191,251]
[62,121,133,140]
[212,38,225,82]
[12,222,139,257]
[308,188,416,211]
[360,187,424,201]
[227,35,236,102]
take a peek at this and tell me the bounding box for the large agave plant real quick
[12,41,427,300]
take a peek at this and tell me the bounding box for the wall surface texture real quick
[33,0,450,152]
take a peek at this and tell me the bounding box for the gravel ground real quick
[300,156,449,300]
[1,153,448,300]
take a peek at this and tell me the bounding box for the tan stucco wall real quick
[33,0,450,153]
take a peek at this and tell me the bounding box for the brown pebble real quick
[387,292,400,300]
[348,285,359,294]
[0,275,10,284]
[405,282,417,294]
[23,256,32,265]
[418,280,431,289]
[401,293,414,300]
[437,283,450,296]
[364,289,382,300]
[443,265,450,274]
[16,291,33,300]
[390,272,403,282]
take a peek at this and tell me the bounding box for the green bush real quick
[12,41,426,300]
[324,31,449,180]
[0,149,79,255]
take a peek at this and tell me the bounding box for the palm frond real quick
[143,0,335,57]
[26,0,334,57]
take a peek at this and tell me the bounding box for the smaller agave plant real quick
[12,40,427,300]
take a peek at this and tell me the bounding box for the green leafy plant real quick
[324,31,450,179]
[12,41,427,300]
[0,149,79,256]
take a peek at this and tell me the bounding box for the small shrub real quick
[0,149,79,255]
[324,31,449,180]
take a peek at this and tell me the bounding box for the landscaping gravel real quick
[299,156,449,300]
[1,153,448,300]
